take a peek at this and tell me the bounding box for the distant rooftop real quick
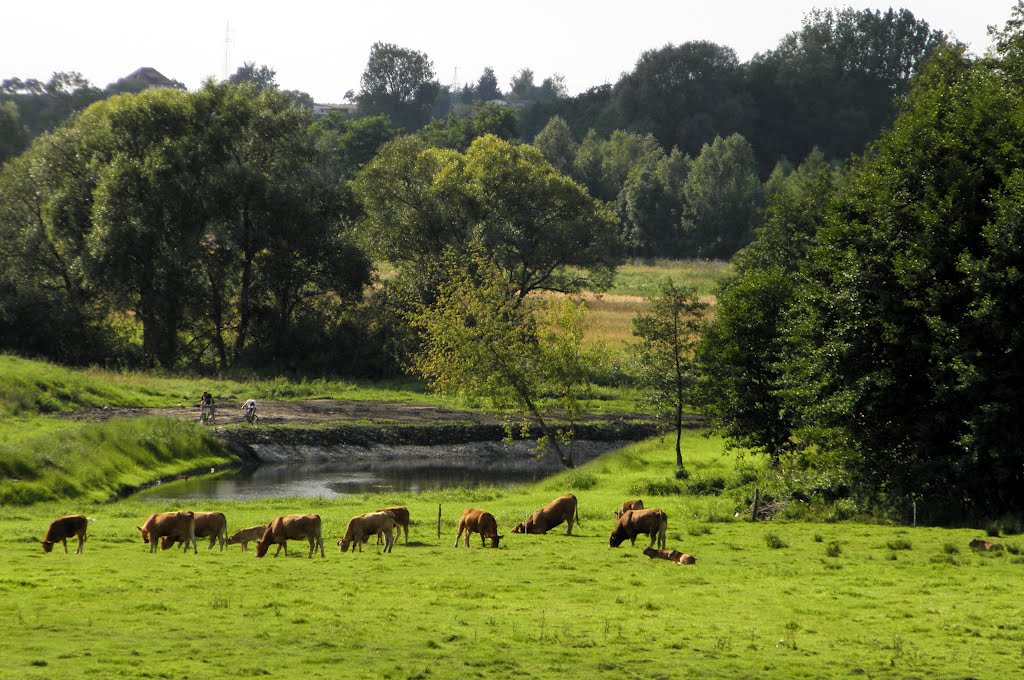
[118,67,186,91]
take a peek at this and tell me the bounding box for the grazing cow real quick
[969,538,1002,551]
[40,515,92,554]
[614,498,644,519]
[225,525,267,551]
[375,506,410,544]
[642,546,696,565]
[338,511,397,553]
[161,511,228,551]
[512,494,581,535]
[455,508,502,548]
[609,508,667,550]
[138,511,197,554]
[255,514,324,558]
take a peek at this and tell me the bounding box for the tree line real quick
[697,9,1024,521]
[2,4,1018,521]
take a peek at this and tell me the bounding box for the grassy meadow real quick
[3,433,1023,679]
[5,258,1020,678]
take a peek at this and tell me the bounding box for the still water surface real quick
[135,440,626,501]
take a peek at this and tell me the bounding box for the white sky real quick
[1,1,1013,103]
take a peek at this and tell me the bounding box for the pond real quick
[134,439,628,501]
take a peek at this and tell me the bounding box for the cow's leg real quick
[61,537,69,554]
[566,516,574,536]
[454,525,464,548]
[274,542,284,557]
[307,536,315,558]
[76,531,85,554]
[403,523,409,544]
[208,535,217,550]
[384,527,394,553]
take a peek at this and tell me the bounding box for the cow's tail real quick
[575,499,582,527]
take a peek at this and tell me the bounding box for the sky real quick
[1,1,1015,103]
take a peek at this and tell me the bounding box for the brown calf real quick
[512,494,580,535]
[338,511,397,553]
[226,525,267,551]
[161,511,228,551]
[614,498,644,519]
[642,546,696,565]
[138,511,197,554]
[969,538,1002,551]
[609,508,667,550]
[375,506,410,544]
[40,515,92,554]
[255,514,324,558]
[455,508,502,548]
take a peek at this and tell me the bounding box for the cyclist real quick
[199,392,212,424]
[241,398,258,425]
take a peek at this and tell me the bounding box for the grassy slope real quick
[2,434,1022,679]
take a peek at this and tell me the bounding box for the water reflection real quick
[134,440,626,501]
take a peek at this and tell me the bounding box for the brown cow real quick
[40,515,92,554]
[614,498,644,519]
[455,508,502,548]
[138,511,197,554]
[375,506,410,544]
[512,494,581,535]
[338,511,397,553]
[969,538,1002,551]
[225,525,267,551]
[609,508,667,550]
[255,514,324,558]
[642,546,696,565]
[161,511,228,551]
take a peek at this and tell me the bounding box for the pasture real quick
[3,433,1022,679]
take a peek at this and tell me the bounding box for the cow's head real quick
[337,538,351,553]
[160,535,177,551]
[511,522,526,534]
[642,546,656,558]
[40,540,55,553]
[609,530,626,548]
[254,538,271,558]
[489,534,503,549]
[137,526,150,543]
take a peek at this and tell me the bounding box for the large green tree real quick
[356,42,443,131]
[775,43,1024,518]
[354,134,620,301]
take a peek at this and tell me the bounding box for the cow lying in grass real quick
[642,546,696,565]
[40,515,93,554]
[609,508,667,550]
[969,538,1002,551]
[455,508,502,548]
[338,511,397,553]
[226,525,267,551]
[256,514,324,558]
[161,511,228,551]
[375,506,410,544]
[614,499,644,519]
[138,511,197,554]
[512,494,580,535]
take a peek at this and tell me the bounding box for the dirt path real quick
[61,399,507,427]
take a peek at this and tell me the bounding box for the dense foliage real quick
[700,26,1024,519]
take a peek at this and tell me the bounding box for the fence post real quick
[751,488,760,522]
[437,504,442,539]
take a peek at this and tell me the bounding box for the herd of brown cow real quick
[38,494,696,563]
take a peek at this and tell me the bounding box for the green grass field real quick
[3,433,1022,679]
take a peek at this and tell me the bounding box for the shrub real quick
[813,533,824,543]
[825,542,842,557]
[685,476,726,496]
[630,480,683,496]
[765,532,788,549]
[562,470,597,491]
[943,544,960,555]
[887,539,912,551]
[687,525,712,537]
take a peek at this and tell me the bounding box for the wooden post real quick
[751,488,760,522]
[437,504,442,539]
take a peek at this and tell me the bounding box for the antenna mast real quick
[223,22,232,80]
